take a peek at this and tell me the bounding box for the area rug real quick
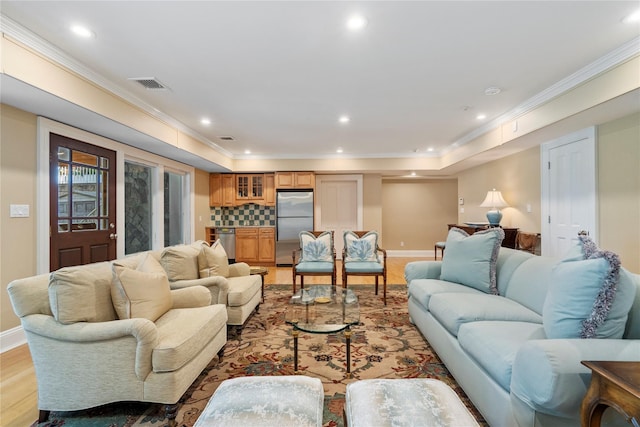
[35,285,487,427]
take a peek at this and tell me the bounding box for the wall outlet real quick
[526,203,532,213]
[460,207,465,214]
[400,241,404,247]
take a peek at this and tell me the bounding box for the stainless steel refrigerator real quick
[276,190,314,265]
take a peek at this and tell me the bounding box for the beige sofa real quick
[158,240,262,332]
[7,251,228,426]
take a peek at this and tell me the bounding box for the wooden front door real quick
[50,133,117,270]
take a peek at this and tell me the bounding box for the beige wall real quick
[381,179,459,250]
[194,169,211,242]
[598,113,640,272]
[457,146,542,233]
[1,104,38,331]
[362,174,383,244]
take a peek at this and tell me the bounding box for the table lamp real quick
[479,189,509,226]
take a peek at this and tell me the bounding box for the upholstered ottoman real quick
[194,375,324,427]
[345,379,479,427]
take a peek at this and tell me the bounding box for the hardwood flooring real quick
[0,257,425,427]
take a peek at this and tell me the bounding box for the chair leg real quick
[39,410,50,423]
[375,276,379,295]
[383,275,387,306]
[434,245,437,260]
[165,403,178,427]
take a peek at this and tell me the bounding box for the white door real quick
[316,175,363,260]
[541,127,597,257]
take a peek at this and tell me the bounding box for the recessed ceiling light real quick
[484,86,501,96]
[476,114,487,120]
[410,172,417,177]
[427,147,435,152]
[70,24,95,38]
[244,149,251,155]
[336,147,344,153]
[623,9,640,23]
[200,118,211,125]
[346,15,367,31]
[339,115,350,124]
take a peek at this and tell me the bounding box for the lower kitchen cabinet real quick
[235,227,275,265]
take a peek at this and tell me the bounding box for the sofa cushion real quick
[227,276,262,307]
[197,239,230,278]
[160,244,200,281]
[111,260,173,322]
[408,279,483,310]
[344,231,379,262]
[440,227,504,295]
[429,293,542,337]
[458,321,546,392]
[153,304,227,372]
[543,235,634,339]
[300,231,333,262]
[49,262,117,324]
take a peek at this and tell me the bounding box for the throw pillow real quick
[344,231,379,262]
[111,262,172,321]
[300,231,333,262]
[197,239,230,278]
[160,244,200,281]
[543,235,634,339]
[440,227,505,295]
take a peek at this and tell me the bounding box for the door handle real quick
[109,233,118,240]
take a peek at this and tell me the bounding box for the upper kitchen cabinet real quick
[236,174,267,204]
[209,173,236,207]
[264,173,275,206]
[275,172,315,189]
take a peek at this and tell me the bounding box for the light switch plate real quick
[10,204,30,218]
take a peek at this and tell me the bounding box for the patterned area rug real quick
[36,285,487,427]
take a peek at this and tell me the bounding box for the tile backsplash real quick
[210,203,276,226]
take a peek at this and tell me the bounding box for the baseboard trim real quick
[387,250,434,258]
[1,326,26,353]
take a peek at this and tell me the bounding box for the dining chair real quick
[292,231,336,293]
[342,230,388,305]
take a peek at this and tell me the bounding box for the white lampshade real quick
[479,189,509,209]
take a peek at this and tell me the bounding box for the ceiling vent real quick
[128,77,168,90]
[219,136,235,141]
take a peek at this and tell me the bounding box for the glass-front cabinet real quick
[236,174,264,202]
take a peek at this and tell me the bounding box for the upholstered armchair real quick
[342,230,388,305]
[7,253,228,426]
[292,231,336,293]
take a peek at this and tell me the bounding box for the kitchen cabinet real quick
[235,227,275,265]
[235,228,259,263]
[264,173,275,206]
[209,173,237,207]
[258,227,275,263]
[236,174,265,203]
[274,172,315,189]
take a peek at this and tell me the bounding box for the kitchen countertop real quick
[210,225,275,228]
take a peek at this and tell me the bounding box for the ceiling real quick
[1,1,639,172]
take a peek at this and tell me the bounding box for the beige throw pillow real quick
[197,239,230,278]
[160,245,199,281]
[111,260,172,322]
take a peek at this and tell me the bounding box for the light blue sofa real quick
[405,247,640,427]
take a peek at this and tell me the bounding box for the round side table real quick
[249,266,269,302]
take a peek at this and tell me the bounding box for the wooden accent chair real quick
[292,231,336,293]
[342,231,388,305]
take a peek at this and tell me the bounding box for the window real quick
[164,171,185,247]
[124,161,153,254]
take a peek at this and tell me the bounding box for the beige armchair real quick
[7,253,228,426]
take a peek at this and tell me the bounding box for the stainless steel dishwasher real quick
[216,227,236,261]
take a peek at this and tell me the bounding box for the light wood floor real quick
[0,257,424,427]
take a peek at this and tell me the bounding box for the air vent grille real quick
[219,136,235,141]
[128,77,168,90]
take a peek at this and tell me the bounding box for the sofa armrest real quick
[404,261,442,283]
[170,286,211,308]
[510,338,640,418]
[170,276,229,304]
[228,262,250,277]
[22,314,159,380]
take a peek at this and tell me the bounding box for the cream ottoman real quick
[194,375,324,427]
[345,379,480,427]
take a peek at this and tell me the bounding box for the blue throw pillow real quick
[440,227,504,295]
[542,235,635,339]
[344,231,379,262]
[300,231,333,262]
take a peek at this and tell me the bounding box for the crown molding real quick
[451,36,640,150]
[0,15,234,158]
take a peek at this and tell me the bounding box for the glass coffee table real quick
[285,285,360,378]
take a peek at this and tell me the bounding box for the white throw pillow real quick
[300,231,333,262]
[344,231,379,262]
[111,261,172,322]
[197,239,230,278]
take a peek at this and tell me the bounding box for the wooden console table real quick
[581,360,640,427]
[447,224,518,249]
